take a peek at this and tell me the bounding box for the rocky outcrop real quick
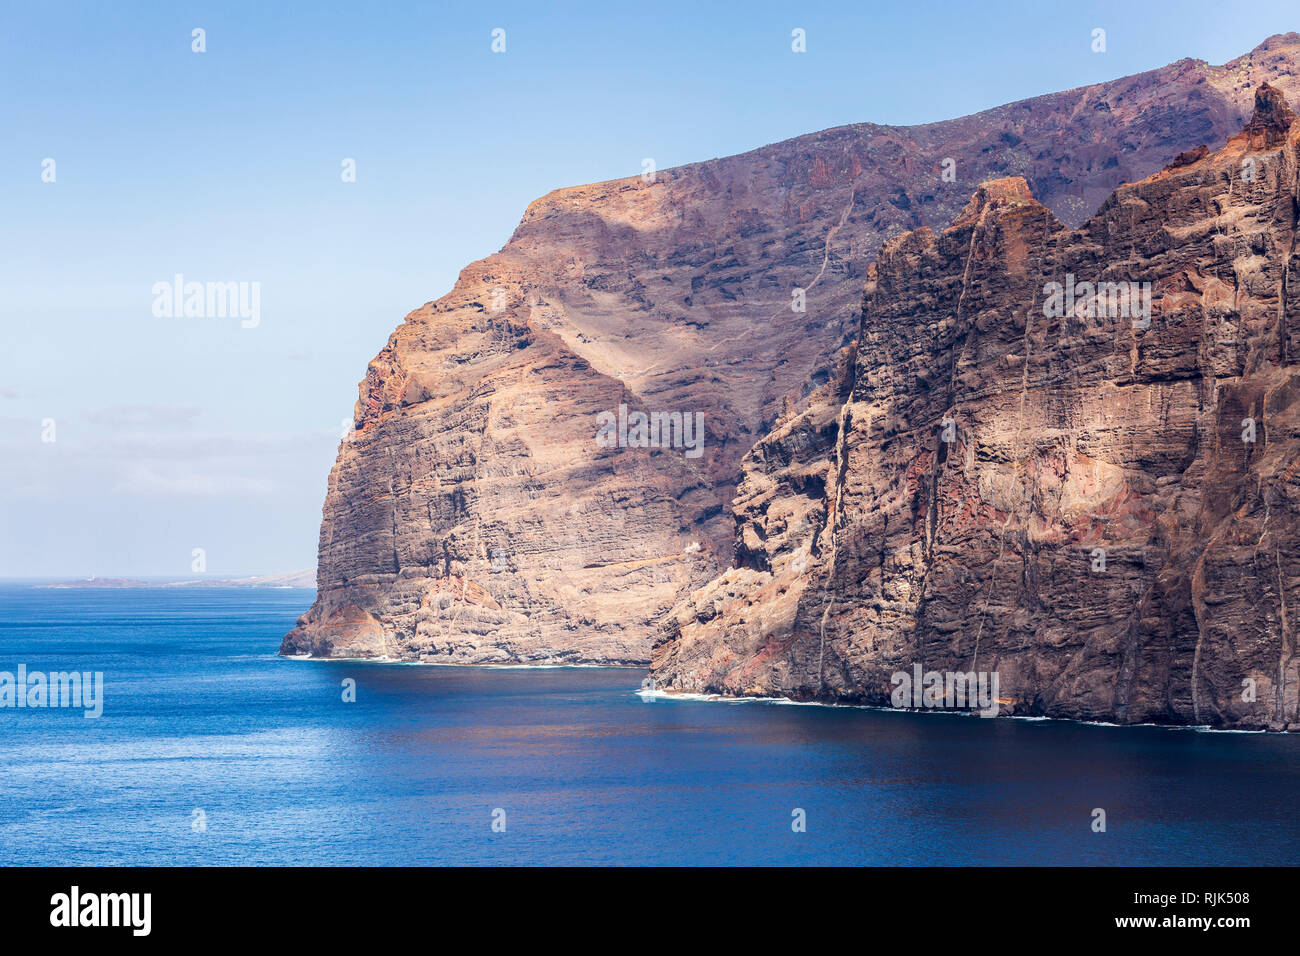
[285,35,1300,667]
[652,84,1300,731]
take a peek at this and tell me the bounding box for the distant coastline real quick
[32,570,316,590]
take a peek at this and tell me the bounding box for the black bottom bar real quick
[0,866,1283,942]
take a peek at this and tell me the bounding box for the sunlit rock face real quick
[284,37,1300,670]
[653,84,1300,731]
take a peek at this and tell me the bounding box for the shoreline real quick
[282,652,1283,734]
[636,687,1279,734]
[278,652,645,671]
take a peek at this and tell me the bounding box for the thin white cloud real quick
[85,404,201,429]
[0,427,338,500]
[110,462,276,497]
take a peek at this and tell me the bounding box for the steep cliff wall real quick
[652,85,1300,730]
[285,35,1300,666]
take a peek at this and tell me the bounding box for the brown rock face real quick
[1243,81,1298,148]
[652,87,1300,730]
[285,36,1300,667]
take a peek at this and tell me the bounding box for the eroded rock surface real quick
[653,85,1300,730]
[284,36,1300,668]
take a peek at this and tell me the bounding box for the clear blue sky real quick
[1,0,1295,577]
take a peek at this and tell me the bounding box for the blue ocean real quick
[1,585,1296,866]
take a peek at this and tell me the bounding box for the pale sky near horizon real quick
[2,0,1297,577]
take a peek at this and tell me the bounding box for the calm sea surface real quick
[1,585,1296,865]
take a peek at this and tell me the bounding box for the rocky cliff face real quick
[652,84,1300,731]
[285,35,1300,668]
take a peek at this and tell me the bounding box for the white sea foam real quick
[632,688,1276,733]
[282,653,633,670]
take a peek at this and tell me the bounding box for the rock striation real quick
[652,84,1300,731]
[285,36,1300,672]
